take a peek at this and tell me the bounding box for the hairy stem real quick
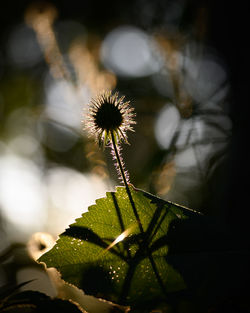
[111,132,129,188]
[110,132,144,234]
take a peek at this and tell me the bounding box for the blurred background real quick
[0,0,249,307]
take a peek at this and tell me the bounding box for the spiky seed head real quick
[85,90,136,147]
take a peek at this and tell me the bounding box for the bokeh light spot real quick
[101,26,159,77]
[155,104,180,149]
[0,154,47,240]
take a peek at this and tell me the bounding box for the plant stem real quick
[111,132,129,189]
[111,132,144,234]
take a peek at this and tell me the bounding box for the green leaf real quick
[38,186,200,307]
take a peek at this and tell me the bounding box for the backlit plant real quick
[37,90,207,312]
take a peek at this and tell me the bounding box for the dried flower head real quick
[85,90,136,147]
